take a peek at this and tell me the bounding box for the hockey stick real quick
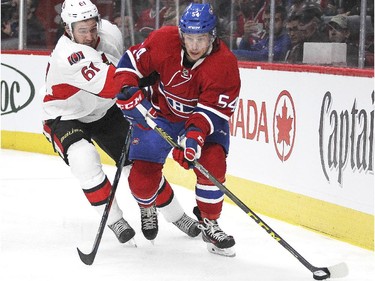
[140,108,348,280]
[77,124,133,265]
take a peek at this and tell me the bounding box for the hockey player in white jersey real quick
[42,0,136,244]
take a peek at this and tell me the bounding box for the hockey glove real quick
[172,127,205,169]
[116,87,156,129]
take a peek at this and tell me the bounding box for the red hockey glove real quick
[116,87,156,129]
[172,127,205,169]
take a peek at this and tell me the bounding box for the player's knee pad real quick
[67,139,105,190]
[128,160,163,206]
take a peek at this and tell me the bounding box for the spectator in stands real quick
[296,0,328,44]
[285,2,328,64]
[1,1,18,49]
[327,14,359,67]
[215,0,242,49]
[233,5,291,61]
[4,0,47,49]
[235,0,268,48]
[284,13,304,63]
[162,0,188,27]
[33,0,62,49]
[240,0,267,24]
[287,0,304,18]
[1,0,46,49]
[112,12,133,50]
[25,0,46,49]
[134,0,168,42]
[1,17,14,38]
[322,0,338,16]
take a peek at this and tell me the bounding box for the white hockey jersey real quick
[42,19,124,123]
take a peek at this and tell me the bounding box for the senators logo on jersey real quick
[68,51,85,65]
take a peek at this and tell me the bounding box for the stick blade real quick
[77,247,95,266]
[313,263,349,280]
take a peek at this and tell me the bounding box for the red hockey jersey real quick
[115,26,241,135]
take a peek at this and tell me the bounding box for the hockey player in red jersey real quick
[42,0,135,244]
[115,3,241,257]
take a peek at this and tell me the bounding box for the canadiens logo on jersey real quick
[68,51,85,65]
[164,90,197,118]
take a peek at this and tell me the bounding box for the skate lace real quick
[198,218,228,242]
[174,213,195,232]
[141,206,157,230]
[110,218,130,236]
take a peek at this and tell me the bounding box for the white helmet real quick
[61,0,100,29]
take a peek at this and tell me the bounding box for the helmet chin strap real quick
[65,24,76,42]
[70,32,77,43]
[206,36,216,54]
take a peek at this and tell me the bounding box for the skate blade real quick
[206,244,236,257]
[128,238,137,248]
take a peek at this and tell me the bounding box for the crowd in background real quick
[1,0,374,68]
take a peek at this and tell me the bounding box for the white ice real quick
[0,149,374,281]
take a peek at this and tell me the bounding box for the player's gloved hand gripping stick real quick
[116,87,156,129]
[118,90,348,280]
[172,126,204,169]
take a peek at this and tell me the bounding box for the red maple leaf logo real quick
[276,100,293,145]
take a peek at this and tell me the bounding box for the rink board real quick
[1,53,374,250]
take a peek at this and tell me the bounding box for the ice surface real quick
[1,149,374,281]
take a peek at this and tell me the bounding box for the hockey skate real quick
[199,218,236,257]
[108,218,136,244]
[173,213,201,237]
[140,204,158,241]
